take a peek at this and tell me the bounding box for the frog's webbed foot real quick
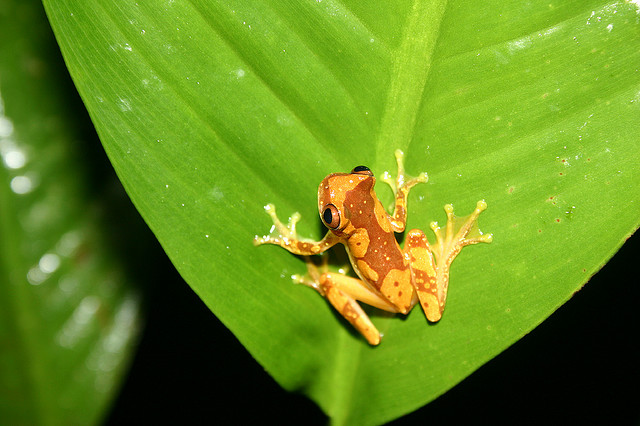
[380,149,428,232]
[253,203,303,248]
[254,204,339,255]
[292,254,330,295]
[430,200,493,274]
[381,149,428,198]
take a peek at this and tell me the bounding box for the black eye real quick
[322,204,340,229]
[351,165,373,176]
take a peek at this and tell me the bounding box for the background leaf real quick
[0,1,141,424]
[43,0,639,424]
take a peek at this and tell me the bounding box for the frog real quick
[254,149,492,345]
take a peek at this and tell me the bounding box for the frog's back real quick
[344,188,414,312]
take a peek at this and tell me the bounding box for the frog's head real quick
[317,166,375,237]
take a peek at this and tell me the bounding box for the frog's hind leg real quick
[407,201,493,322]
[405,229,443,322]
[294,257,399,345]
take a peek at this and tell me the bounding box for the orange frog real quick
[254,150,492,345]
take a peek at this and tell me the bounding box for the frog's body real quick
[254,150,492,345]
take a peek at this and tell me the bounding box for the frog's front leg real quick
[294,257,400,345]
[406,201,493,322]
[253,203,340,255]
[381,149,428,232]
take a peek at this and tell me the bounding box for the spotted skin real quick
[254,150,492,345]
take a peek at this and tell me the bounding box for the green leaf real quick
[0,1,141,424]
[43,0,639,424]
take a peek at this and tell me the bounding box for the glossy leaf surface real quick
[0,1,140,424]
[43,0,639,424]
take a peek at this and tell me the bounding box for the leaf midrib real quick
[375,0,448,164]
[330,1,448,424]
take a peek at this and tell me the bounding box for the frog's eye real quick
[322,204,341,229]
[351,166,373,176]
